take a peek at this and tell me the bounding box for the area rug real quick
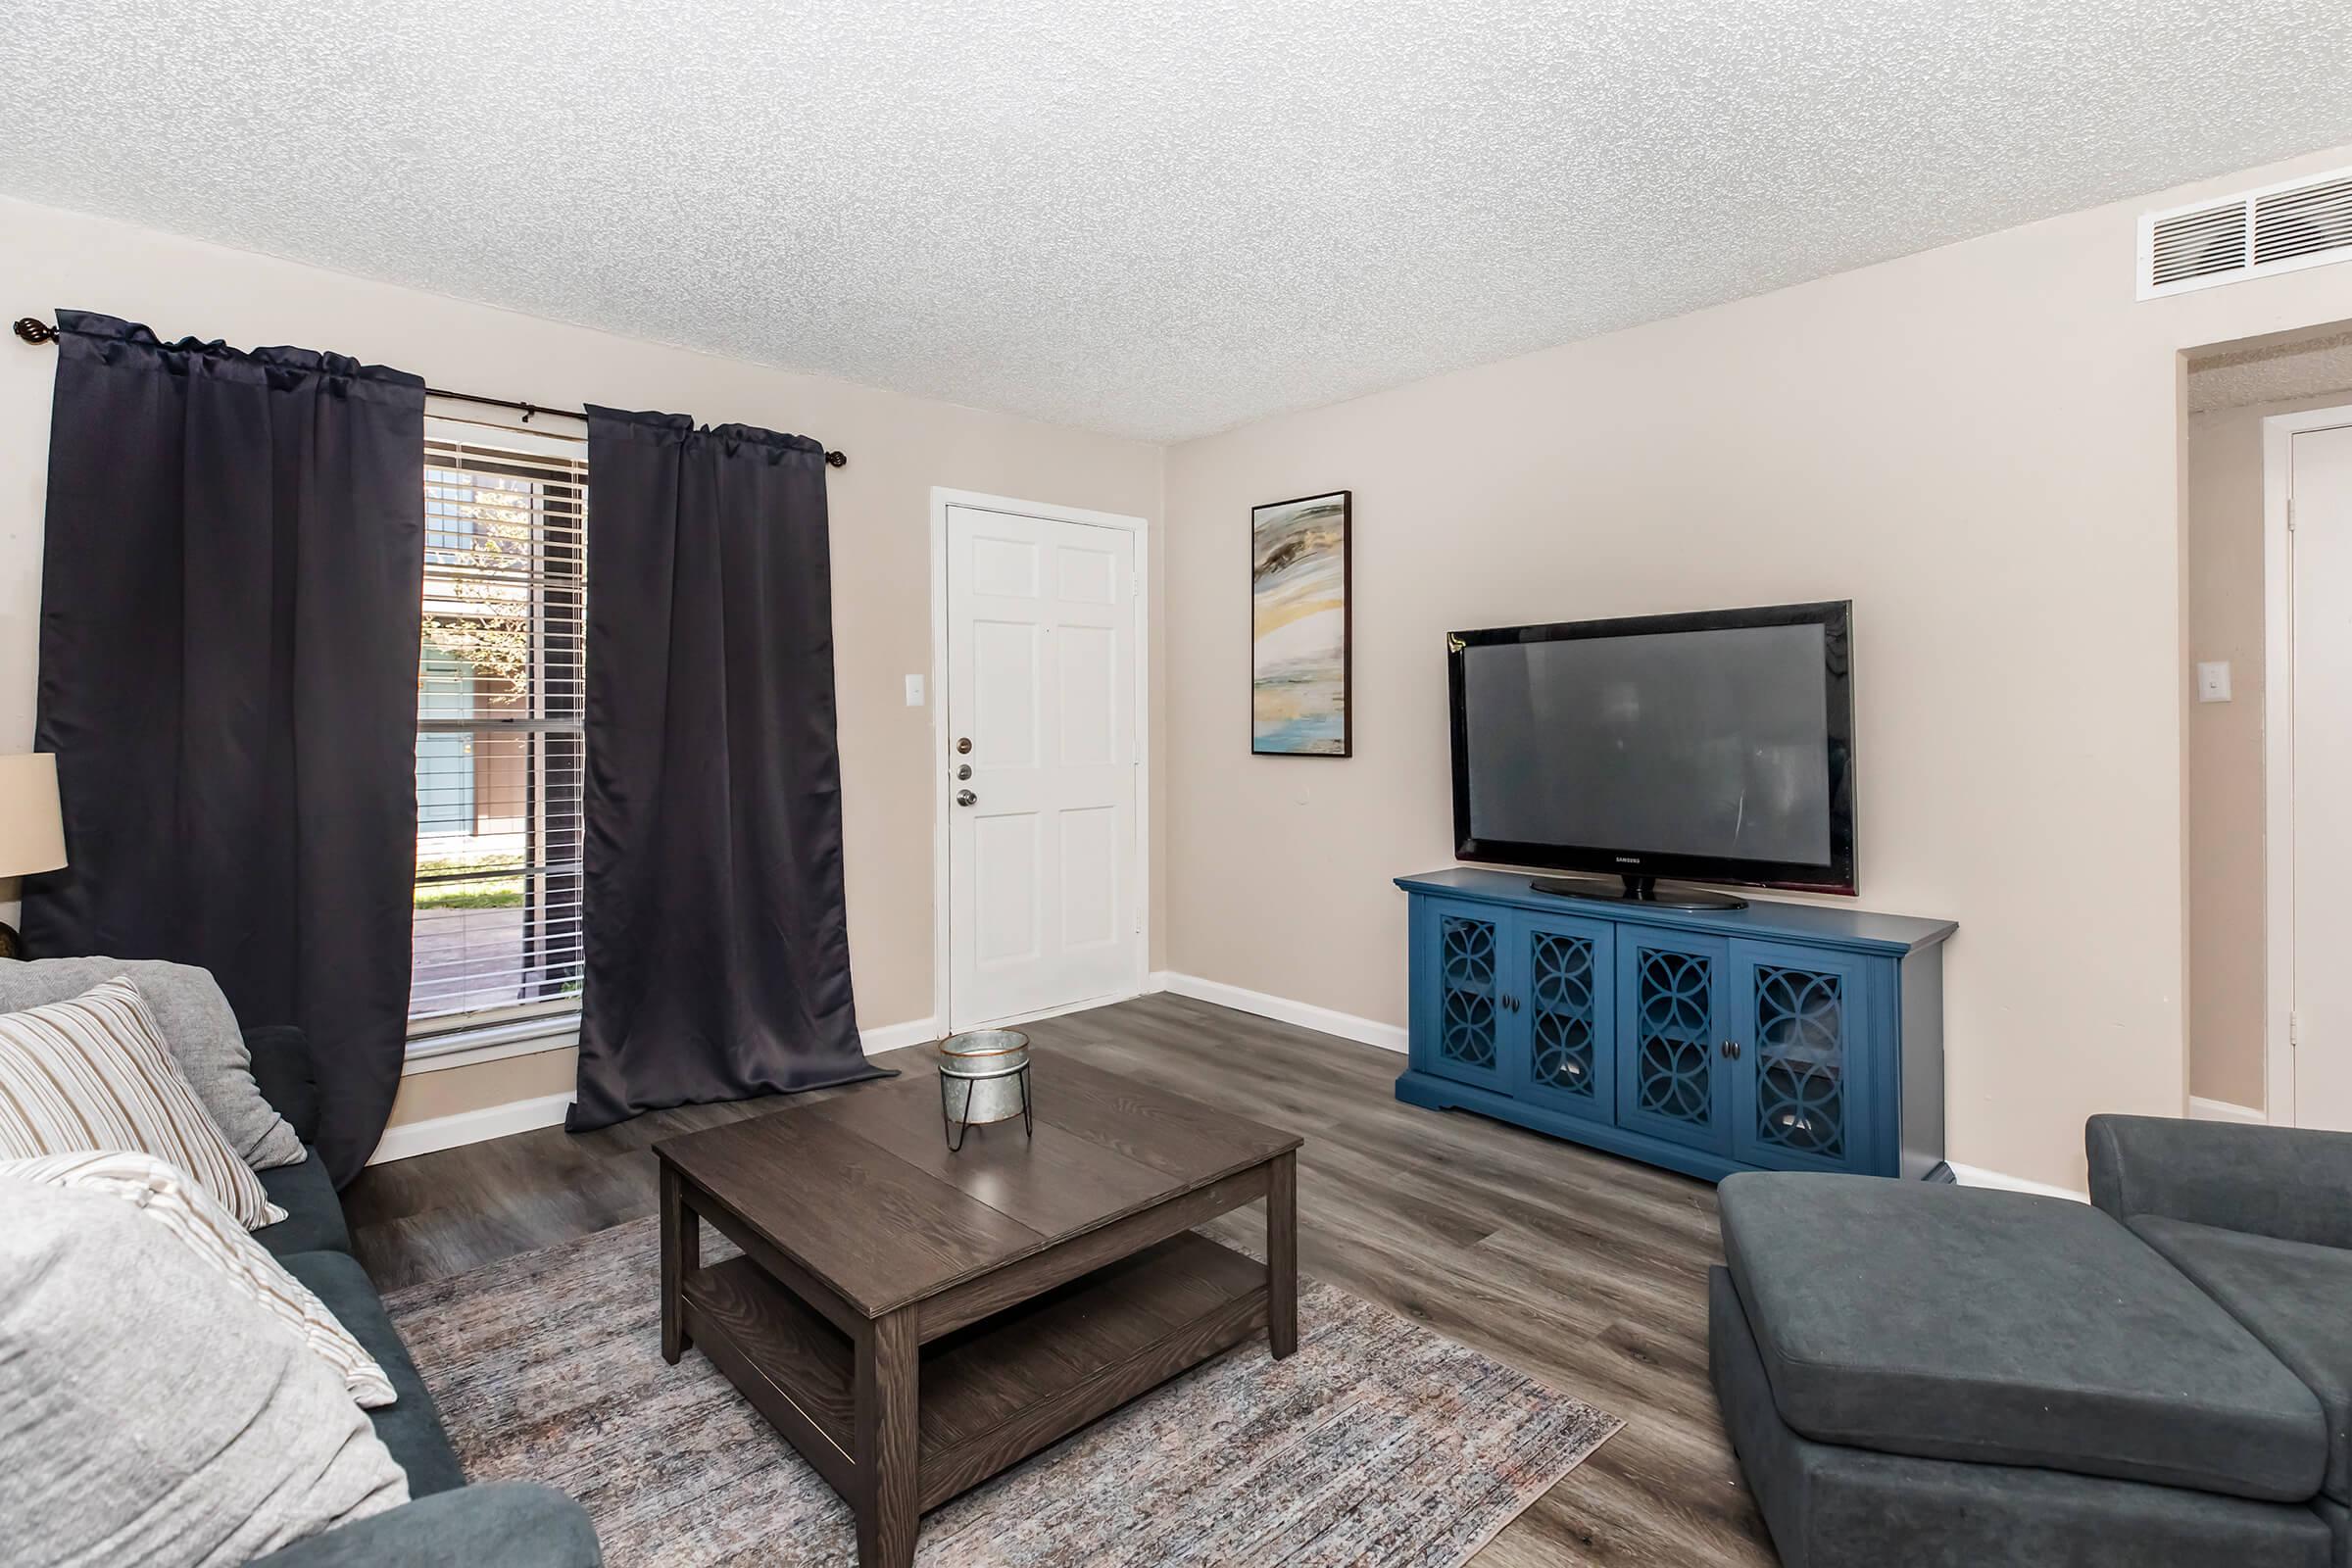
[382,1216,1620,1566]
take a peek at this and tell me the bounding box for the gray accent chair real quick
[239,1027,602,1567]
[1710,1116,2352,1567]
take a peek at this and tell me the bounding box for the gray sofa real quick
[1710,1115,2352,1568]
[237,1026,602,1567]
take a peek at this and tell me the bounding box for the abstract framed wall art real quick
[1250,489,1351,757]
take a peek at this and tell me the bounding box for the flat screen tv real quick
[1448,601,1855,908]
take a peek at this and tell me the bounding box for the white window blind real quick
[410,424,588,1036]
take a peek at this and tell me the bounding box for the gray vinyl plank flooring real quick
[342,990,1777,1567]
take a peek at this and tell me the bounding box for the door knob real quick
[956,790,977,808]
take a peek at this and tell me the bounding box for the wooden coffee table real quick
[653,1050,1302,1568]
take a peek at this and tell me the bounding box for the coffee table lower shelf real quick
[680,1229,1269,1513]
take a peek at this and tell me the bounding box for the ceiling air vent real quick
[2138,166,2352,300]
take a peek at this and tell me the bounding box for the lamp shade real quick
[0,754,67,879]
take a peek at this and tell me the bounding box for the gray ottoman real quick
[1710,1173,2335,1567]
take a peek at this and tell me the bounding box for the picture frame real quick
[1250,489,1351,757]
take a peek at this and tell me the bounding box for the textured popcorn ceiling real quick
[4,1,2352,440]
[2188,329,2352,412]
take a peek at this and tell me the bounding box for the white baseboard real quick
[956,992,1140,1032]
[368,1091,574,1165]
[1148,970,1407,1054]
[1946,1161,2088,1203]
[2189,1096,2268,1125]
[368,1016,941,1164]
[860,1016,943,1054]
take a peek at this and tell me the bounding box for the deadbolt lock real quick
[956,736,972,755]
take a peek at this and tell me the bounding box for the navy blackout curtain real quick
[568,408,886,1131]
[24,311,426,1184]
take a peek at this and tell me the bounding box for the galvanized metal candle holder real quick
[938,1030,1033,1152]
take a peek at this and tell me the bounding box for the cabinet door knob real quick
[1722,1039,1742,1059]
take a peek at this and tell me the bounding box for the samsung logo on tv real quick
[1615,856,1642,864]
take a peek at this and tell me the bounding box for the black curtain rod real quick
[14,317,848,468]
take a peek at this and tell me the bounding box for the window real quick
[409,421,588,1041]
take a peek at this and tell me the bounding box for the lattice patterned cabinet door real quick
[1730,942,1874,1174]
[1514,916,1614,1119]
[1430,908,1506,1083]
[1614,932,1731,1153]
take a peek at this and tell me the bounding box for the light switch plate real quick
[905,673,925,707]
[2195,661,2231,704]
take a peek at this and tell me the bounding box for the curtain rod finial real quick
[14,318,59,345]
[825,450,847,468]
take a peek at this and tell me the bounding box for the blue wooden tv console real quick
[1396,868,1957,1184]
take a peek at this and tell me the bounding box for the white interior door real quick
[947,505,1140,1029]
[2291,419,2352,1131]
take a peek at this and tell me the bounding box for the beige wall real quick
[0,194,1166,1132]
[388,1049,578,1128]
[17,152,2352,1174]
[1162,145,2352,1194]
[2183,383,2352,1111]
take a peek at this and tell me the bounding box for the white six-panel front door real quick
[947,505,1140,1029]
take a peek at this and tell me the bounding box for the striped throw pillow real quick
[0,976,285,1229]
[0,1150,395,1407]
